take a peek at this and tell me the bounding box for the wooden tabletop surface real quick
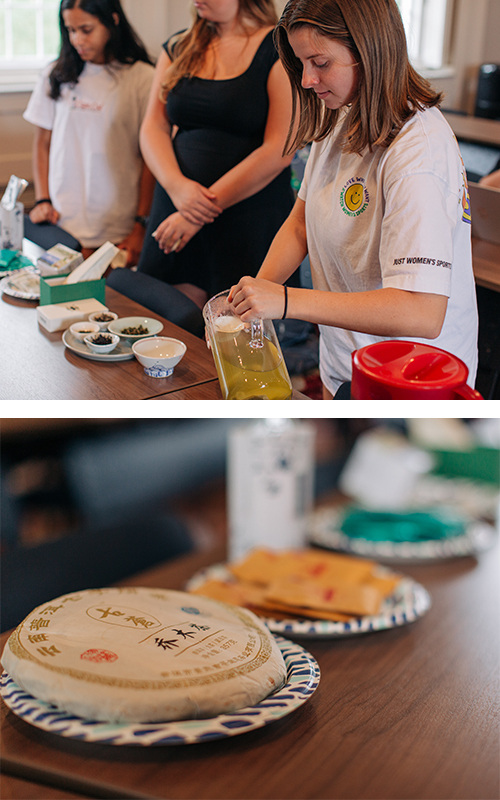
[1,286,217,400]
[472,236,500,292]
[154,383,311,400]
[1,531,498,800]
[443,111,500,147]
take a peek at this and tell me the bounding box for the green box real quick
[429,446,500,485]
[39,274,106,306]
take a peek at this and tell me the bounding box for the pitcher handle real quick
[454,385,484,399]
[249,319,264,349]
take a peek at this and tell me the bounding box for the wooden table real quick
[443,111,500,147]
[155,383,311,400]
[472,236,500,292]
[1,535,498,800]
[1,282,310,400]
[1,286,218,400]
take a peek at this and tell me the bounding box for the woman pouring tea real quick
[228,0,479,398]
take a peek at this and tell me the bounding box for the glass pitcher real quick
[203,289,292,400]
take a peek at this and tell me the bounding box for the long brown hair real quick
[161,0,278,98]
[275,0,442,155]
[50,0,152,99]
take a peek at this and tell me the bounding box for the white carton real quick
[37,298,109,333]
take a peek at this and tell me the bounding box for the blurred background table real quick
[472,236,500,292]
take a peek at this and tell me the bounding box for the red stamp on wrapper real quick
[80,649,118,663]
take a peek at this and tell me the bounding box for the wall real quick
[430,0,499,112]
[0,0,497,187]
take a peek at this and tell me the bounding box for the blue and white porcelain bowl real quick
[132,336,186,377]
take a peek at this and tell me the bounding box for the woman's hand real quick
[117,224,147,267]
[152,212,202,254]
[170,179,222,226]
[228,276,286,321]
[29,201,59,225]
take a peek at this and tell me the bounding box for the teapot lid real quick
[353,341,469,388]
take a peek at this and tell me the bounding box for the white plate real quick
[0,267,40,299]
[0,636,319,746]
[62,329,134,362]
[186,563,431,639]
[0,254,35,279]
[308,505,498,564]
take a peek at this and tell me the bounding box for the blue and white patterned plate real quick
[0,266,40,299]
[308,506,498,563]
[0,636,319,746]
[187,564,431,639]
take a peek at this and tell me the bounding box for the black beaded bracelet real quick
[32,198,51,207]
[134,215,148,227]
[281,284,288,320]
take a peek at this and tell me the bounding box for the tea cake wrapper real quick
[1,587,286,724]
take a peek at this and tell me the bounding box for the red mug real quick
[351,341,483,400]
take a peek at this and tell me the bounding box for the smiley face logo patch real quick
[340,177,369,216]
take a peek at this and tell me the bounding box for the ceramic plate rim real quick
[0,636,319,746]
[186,563,431,639]
[0,267,40,299]
[62,329,135,362]
[308,507,498,563]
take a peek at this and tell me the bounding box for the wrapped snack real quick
[229,547,375,586]
[1,587,286,724]
[193,548,402,622]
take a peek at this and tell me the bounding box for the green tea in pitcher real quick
[212,321,292,400]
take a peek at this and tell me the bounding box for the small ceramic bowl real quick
[88,310,119,330]
[69,321,100,342]
[108,316,163,342]
[132,336,186,377]
[84,332,120,354]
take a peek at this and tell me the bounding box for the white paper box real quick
[66,241,119,284]
[37,298,109,332]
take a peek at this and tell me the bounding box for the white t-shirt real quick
[298,106,478,394]
[24,60,154,248]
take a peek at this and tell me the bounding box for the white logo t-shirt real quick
[298,107,478,394]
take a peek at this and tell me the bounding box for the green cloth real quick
[0,250,34,271]
[340,508,466,543]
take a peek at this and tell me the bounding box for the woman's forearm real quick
[209,145,293,210]
[135,161,156,218]
[139,121,184,196]
[32,127,51,199]
[139,48,199,204]
[140,119,220,224]
[286,285,448,339]
[209,60,294,210]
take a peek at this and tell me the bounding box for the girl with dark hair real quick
[137,0,296,305]
[24,0,155,264]
[229,0,479,397]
